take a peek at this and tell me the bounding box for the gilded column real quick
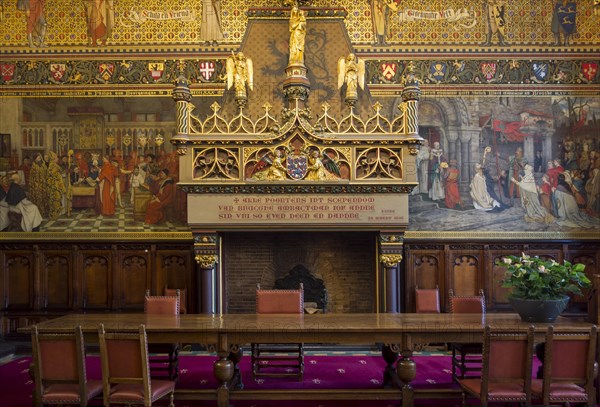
[194,233,219,314]
[379,232,404,313]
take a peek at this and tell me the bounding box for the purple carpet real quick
[0,353,535,407]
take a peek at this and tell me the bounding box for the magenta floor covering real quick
[0,353,539,407]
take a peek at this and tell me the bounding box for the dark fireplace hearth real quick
[222,231,377,313]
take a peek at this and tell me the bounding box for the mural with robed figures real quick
[0,0,598,237]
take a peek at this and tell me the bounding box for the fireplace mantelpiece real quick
[171,9,420,315]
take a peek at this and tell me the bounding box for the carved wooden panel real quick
[489,252,511,308]
[5,254,33,310]
[43,254,71,310]
[450,254,481,297]
[156,252,192,311]
[120,254,149,310]
[82,253,112,310]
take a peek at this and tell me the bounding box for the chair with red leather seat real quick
[532,324,597,406]
[449,288,486,381]
[144,289,181,381]
[98,323,175,407]
[457,325,535,407]
[163,285,187,315]
[415,285,441,313]
[251,283,305,381]
[31,324,103,407]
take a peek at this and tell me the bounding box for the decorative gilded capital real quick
[195,254,218,269]
[176,145,188,155]
[380,254,403,268]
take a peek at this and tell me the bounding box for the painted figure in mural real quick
[28,153,48,218]
[98,156,117,216]
[507,146,527,201]
[17,0,47,47]
[288,5,306,66]
[482,0,507,46]
[551,0,576,46]
[411,140,430,195]
[470,163,502,211]
[586,167,600,215]
[144,168,175,225]
[84,0,115,46]
[0,172,42,232]
[200,0,224,44]
[428,141,445,201]
[554,173,599,228]
[337,54,365,103]
[46,152,66,220]
[443,160,462,209]
[511,164,555,223]
[371,0,399,45]
[226,52,254,103]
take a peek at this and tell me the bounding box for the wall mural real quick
[408,95,600,232]
[0,0,598,236]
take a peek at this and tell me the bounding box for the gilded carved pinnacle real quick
[195,254,218,268]
[380,254,403,267]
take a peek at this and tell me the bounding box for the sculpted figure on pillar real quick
[288,3,307,66]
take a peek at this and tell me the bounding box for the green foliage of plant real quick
[497,253,591,301]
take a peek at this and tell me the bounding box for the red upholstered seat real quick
[144,289,181,381]
[31,324,103,406]
[415,286,440,313]
[448,288,485,381]
[98,323,176,407]
[531,325,597,406]
[164,286,187,314]
[457,325,535,407]
[252,283,305,381]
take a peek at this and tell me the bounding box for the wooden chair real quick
[457,325,535,407]
[415,285,441,313]
[532,325,598,406]
[449,288,486,382]
[164,285,187,314]
[251,283,304,381]
[98,323,175,407]
[30,324,103,407]
[144,289,180,381]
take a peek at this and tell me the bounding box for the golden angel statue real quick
[226,52,254,104]
[337,53,365,104]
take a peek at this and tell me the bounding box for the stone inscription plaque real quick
[188,194,408,228]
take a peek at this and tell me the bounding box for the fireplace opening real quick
[221,231,378,313]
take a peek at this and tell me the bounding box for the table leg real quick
[229,347,244,389]
[397,350,416,407]
[382,344,402,388]
[214,355,234,407]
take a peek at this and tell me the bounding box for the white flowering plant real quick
[497,253,591,301]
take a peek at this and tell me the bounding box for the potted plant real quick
[496,253,591,322]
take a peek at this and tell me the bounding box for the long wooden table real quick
[26,313,593,407]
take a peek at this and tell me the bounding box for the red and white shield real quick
[380,62,397,82]
[199,61,216,81]
[480,62,497,81]
[582,62,598,82]
[50,63,66,82]
[1,63,16,82]
[98,63,115,82]
[148,62,164,81]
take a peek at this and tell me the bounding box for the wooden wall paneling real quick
[404,246,444,312]
[118,248,150,310]
[155,249,193,312]
[80,250,112,311]
[41,250,73,311]
[4,250,35,311]
[446,245,484,302]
